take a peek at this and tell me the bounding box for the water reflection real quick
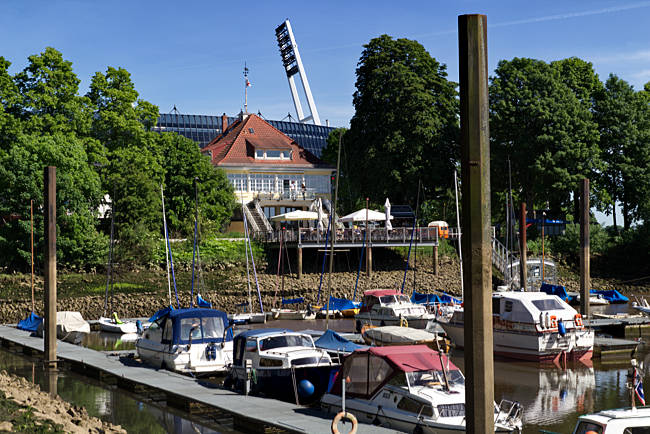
[0,347,236,433]
[81,331,137,351]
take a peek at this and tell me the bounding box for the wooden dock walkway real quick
[586,316,650,339]
[0,326,396,434]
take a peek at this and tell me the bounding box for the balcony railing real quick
[252,189,319,202]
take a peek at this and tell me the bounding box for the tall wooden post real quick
[520,202,527,291]
[43,167,57,369]
[459,14,493,434]
[433,245,439,276]
[580,179,590,318]
[365,198,372,276]
[297,246,303,280]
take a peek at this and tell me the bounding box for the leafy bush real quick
[152,238,266,267]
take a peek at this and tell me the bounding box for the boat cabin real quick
[232,328,324,368]
[145,307,233,346]
[491,291,582,328]
[360,290,424,314]
[573,407,650,434]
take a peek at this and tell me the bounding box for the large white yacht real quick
[440,291,594,362]
[321,345,523,433]
[354,289,436,331]
[136,307,233,375]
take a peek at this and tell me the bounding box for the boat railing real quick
[249,226,443,245]
[496,399,523,428]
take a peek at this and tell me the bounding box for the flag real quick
[246,78,252,87]
[635,367,646,405]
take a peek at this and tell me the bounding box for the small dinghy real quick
[36,311,90,344]
[271,297,316,320]
[99,312,138,334]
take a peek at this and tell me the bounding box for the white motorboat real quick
[228,312,267,325]
[632,298,650,316]
[98,313,138,334]
[228,329,338,403]
[440,291,594,362]
[136,307,233,375]
[321,345,523,433]
[36,311,90,344]
[573,407,650,434]
[354,289,436,331]
[271,307,316,320]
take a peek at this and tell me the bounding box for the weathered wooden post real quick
[44,166,57,369]
[520,202,527,291]
[580,179,590,318]
[297,246,303,280]
[365,198,372,276]
[459,14,494,434]
[433,245,439,276]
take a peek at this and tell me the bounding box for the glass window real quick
[623,427,650,433]
[255,150,264,158]
[202,316,225,339]
[532,299,565,311]
[266,150,283,158]
[505,301,513,312]
[397,396,432,416]
[437,403,465,418]
[180,318,202,340]
[259,334,313,350]
[162,318,173,341]
[368,355,393,395]
[344,354,369,395]
[245,339,258,352]
[574,422,603,434]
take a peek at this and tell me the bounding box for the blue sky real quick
[2,0,649,128]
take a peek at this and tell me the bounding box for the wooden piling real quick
[297,247,302,280]
[433,245,439,276]
[580,178,590,318]
[43,166,57,369]
[520,202,527,291]
[459,14,494,434]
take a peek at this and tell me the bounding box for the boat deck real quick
[0,326,394,434]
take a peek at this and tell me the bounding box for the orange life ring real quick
[331,411,358,434]
[550,315,558,329]
[575,314,583,328]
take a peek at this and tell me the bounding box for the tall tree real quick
[594,75,650,229]
[345,35,459,207]
[0,56,21,148]
[490,57,600,217]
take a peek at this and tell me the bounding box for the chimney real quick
[221,113,228,133]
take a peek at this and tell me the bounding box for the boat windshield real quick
[380,295,396,304]
[396,295,411,303]
[180,316,225,341]
[260,334,313,350]
[407,369,465,388]
[531,298,565,311]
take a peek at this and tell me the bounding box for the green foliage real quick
[545,223,611,264]
[489,57,601,220]
[345,35,459,210]
[152,238,266,267]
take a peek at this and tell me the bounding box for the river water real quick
[5,303,646,434]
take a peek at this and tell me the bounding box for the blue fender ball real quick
[298,379,315,397]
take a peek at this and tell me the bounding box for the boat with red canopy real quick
[321,345,522,433]
[354,289,436,331]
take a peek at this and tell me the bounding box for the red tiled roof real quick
[202,114,328,168]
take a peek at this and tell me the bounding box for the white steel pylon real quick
[275,19,321,125]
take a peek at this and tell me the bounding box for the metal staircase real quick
[246,200,272,233]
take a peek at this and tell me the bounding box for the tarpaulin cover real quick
[17,312,42,332]
[440,292,461,304]
[356,345,458,373]
[364,289,400,298]
[149,306,173,323]
[411,291,442,305]
[315,329,366,354]
[540,283,574,303]
[322,296,360,311]
[282,297,304,305]
[197,294,212,308]
[590,289,629,303]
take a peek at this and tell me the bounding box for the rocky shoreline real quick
[1,256,648,324]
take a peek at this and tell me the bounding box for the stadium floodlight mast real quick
[275,19,321,126]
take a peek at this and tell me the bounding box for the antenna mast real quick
[243,63,250,114]
[275,19,321,125]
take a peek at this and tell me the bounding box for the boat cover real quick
[590,289,628,303]
[356,345,457,372]
[411,291,441,305]
[440,292,461,304]
[197,294,212,308]
[17,312,42,332]
[148,306,173,323]
[322,296,360,311]
[540,283,574,303]
[315,329,366,354]
[282,297,304,305]
[36,311,90,335]
[363,326,439,345]
[364,289,400,297]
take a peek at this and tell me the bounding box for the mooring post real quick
[43,166,57,369]
[297,246,302,280]
[433,245,439,276]
[459,14,494,434]
[520,202,527,291]
[580,178,590,318]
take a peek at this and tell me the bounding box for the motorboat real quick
[354,289,436,331]
[98,313,138,334]
[36,311,90,344]
[228,312,266,325]
[362,325,448,352]
[572,408,650,434]
[271,297,316,320]
[440,291,594,362]
[227,329,338,403]
[321,345,523,433]
[632,298,650,316]
[136,307,233,375]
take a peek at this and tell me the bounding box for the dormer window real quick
[255,149,292,160]
[249,128,255,134]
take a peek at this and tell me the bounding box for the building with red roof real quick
[202,112,334,232]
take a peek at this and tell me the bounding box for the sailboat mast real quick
[241,198,253,313]
[103,193,115,318]
[161,185,172,307]
[191,178,199,307]
[325,131,343,329]
[454,170,464,299]
[30,200,34,313]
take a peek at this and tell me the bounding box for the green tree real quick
[345,35,459,209]
[13,47,92,136]
[489,57,600,218]
[594,75,650,229]
[0,56,21,148]
[0,133,106,270]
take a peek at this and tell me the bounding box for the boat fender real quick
[539,313,545,329]
[544,312,550,329]
[331,411,358,434]
[550,315,558,329]
[575,314,583,328]
[557,319,566,336]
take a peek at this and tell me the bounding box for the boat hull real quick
[253,365,336,403]
[271,309,316,320]
[354,315,432,330]
[136,339,233,375]
[441,321,594,362]
[99,317,138,334]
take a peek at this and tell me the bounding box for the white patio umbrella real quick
[339,208,393,223]
[270,210,318,221]
[316,198,324,231]
[384,198,392,230]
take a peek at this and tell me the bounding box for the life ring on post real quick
[575,314,584,328]
[331,411,358,434]
[550,315,558,329]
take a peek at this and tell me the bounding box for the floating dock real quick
[586,316,650,339]
[593,336,640,359]
[0,326,393,434]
